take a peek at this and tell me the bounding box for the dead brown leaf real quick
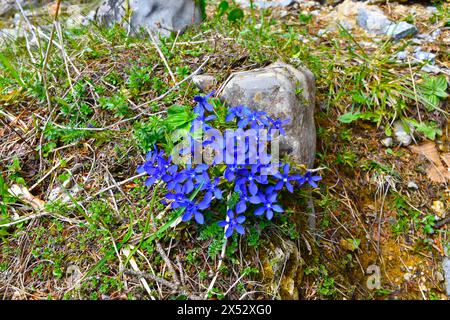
[410,142,450,183]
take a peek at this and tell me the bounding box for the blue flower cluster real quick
[137,94,321,238]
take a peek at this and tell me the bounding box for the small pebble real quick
[393,120,413,146]
[381,137,393,147]
[414,50,436,62]
[395,51,408,60]
[421,64,441,74]
[407,181,419,190]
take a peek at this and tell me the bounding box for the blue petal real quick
[249,196,262,204]
[214,188,223,199]
[283,163,290,175]
[267,192,277,203]
[225,114,235,122]
[309,181,318,188]
[194,212,204,224]
[286,182,294,193]
[205,115,217,121]
[254,206,265,216]
[236,201,246,214]
[145,176,156,187]
[235,225,245,235]
[249,181,258,195]
[137,165,146,174]
[272,204,284,213]
[274,181,284,190]
[182,212,192,221]
[266,209,273,220]
[183,179,194,194]
[198,192,212,210]
[218,220,228,227]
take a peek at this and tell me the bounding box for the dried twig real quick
[147,28,176,84]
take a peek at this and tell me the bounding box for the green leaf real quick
[338,112,361,124]
[411,120,442,140]
[385,126,392,137]
[165,105,196,130]
[217,0,229,15]
[419,75,448,110]
[0,52,25,87]
[228,8,244,22]
[435,75,448,92]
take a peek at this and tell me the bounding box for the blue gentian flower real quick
[165,193,189,209]
[166,171,187,192]
[138,95,320,232]
[224,164,239,181]
[204,177,222,200]
[218,209,246,238]
[181,192,213,224]
[237,110,269,129]
[191,114,217,133]
[179,164,210,194]
[249,187,284,220]
[235,190,251,214]
[298,171,322,188]
[137,148,170,187]
[193,92,214,115]
[269,118,290,136]
[225,105,252,122]
[274,163,301,193]
[235,164,268,195]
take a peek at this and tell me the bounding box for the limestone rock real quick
[407,181,418,190]
[192,74,217,93]
[220,61,316,167]
[384,21,418,40]
[393,120,414,147]
[0,0,42,17]
[261,239,304,299]
[444,253,450,297]
[0,0,18,17]
[94,0,203,36]
[381,137,393,148]
[328,0,418,40]
[356,5,392,35]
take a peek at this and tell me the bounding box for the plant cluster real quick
[137,94,321,237]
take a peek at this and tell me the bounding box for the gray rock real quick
[0,0,18,17]
[340,19,354,31]
[414,50,436,62]
[354,4,417,40]
[385,21,418,40]
[421,64,441,74]
[192,74,217,93]
[356,6,392,35]
[426,6,438,15]
[220,61,316,167]
[407,181,418,190]
[94,0,203,36]
[393,120,414,147]
[444,255,450,296]
[381,137,393,147]
[0,0,41,17]
[395,51,408,60]
[317,29,328,37]
[0,28,22,43]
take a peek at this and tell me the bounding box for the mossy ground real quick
[0,1,449,299]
